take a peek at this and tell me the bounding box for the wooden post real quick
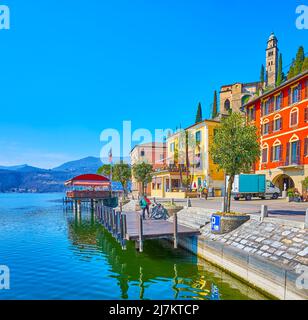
[120,201,123,213]
[112,210,117,237]
[261,205,268,222]
[121,214,127,250]
[171,198,174,206]
[138,213,144,253]
[173,212,178,249]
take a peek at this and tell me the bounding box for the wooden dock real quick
[94,203,200,252]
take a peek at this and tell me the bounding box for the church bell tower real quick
[266,32,279,87]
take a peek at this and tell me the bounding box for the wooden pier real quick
[94,203,200,252]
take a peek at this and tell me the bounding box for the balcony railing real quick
[277,157,303,168]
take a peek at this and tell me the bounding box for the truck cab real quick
[265,181,281,199]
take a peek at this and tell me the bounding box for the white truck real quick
[230,174,281,201]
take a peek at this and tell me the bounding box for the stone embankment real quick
[172,207,308,300]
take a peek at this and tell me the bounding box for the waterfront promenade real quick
[156,197,307,223]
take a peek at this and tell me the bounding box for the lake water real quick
[0,193,268,300]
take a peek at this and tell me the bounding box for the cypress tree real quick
[294,46,305,76]
[276,53,283,86]
[212,91,218,119]
[302,57,308,72]
[195,102,202,123]
[260,64,265,83]
[288,59,295,80]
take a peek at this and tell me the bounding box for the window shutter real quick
[288,88,291,105]
[280,117,283,130]
[305,138,308,157]
[286,142,290,165]
[305,108,308,122]
[269,121,273,134]
[270,146,273,162]
[297,140,301,163]
[279,145,283,161]
[298,84,302,101]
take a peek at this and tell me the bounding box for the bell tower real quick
[266,32,279,87]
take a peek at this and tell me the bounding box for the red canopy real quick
[65,174,111,187]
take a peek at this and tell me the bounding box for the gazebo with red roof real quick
[65,174,112,199]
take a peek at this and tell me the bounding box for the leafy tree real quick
[132,162,153,195]
[260,64,265,83]
[302,57,308,73]
[302,177,308,191]
[212,90,218,119]
[294,46,305,76]
[195,102,202,123]
[112,162,131,197]
[210,113,260,213]
[97,164,112,176]
[97,162,131,198]
[276,53,284,86]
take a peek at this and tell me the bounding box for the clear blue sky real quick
[0,0,307,168]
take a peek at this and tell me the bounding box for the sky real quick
[0,0,307,168]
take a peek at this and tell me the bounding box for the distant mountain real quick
[0,156,133,193]
[52,156,103,174]
[0,164,46,172]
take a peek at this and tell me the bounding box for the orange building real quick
[244,70,308,193]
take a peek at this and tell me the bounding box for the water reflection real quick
[66,209,267,300]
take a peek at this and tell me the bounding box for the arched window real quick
[274,114,282,131]
[290,107,298,127]
[224,99,231,111]
[272,140,282,162]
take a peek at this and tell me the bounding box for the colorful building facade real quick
[130,142,166,196]
[244,70,308,193]
[151,120,224,198]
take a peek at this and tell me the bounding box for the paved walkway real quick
[157,197,307,223]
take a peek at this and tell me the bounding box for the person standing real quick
[139,195,150,219]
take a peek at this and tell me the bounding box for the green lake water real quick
[0,193,268,300]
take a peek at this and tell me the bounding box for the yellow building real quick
[151,120,224,198]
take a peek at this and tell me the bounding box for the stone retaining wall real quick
[173,207,308,300]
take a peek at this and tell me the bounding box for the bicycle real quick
[150,201,169,220]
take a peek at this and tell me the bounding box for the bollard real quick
[171,198,175,206]
[187,197,191,208]
[221,202,225,213]
[261,205,268,222]
[173,212,178,249]
[305,209,308,229]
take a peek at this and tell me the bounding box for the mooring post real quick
[138,213,144,253]
[171,198,174,206]
[261,205,268,222]
[121,214,127,250]
[305,208,308,229]
[173,212,178,249]
[112,210,117,237]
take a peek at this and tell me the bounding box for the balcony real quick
[277,157,304,169]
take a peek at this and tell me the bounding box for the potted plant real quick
[211,211,250,234]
